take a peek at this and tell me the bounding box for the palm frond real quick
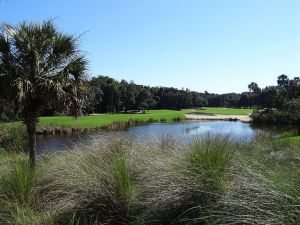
[0,20,88,117]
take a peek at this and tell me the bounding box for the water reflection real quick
[37,120,296,154]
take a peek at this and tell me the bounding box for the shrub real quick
[172,117,182,122]
[160,118,167,123]
[252,110,300,124]
[147,118,157,123]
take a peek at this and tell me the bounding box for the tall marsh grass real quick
[0,123,27,153]
[0,134,299,224]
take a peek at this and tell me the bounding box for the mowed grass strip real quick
[197,107,253,115]
[38,109,192,129]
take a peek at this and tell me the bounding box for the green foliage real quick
[252,110,300,124]
[83,76,206,114]
[250,75,300,124]
[0,20,88,119]
[0,20,88,166]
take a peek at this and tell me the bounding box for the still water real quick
[36,120,295,154]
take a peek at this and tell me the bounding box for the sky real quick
[1,0,300,93]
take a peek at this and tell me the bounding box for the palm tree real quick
[0,20,88,166]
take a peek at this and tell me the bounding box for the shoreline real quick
[185,114,252,123]
[35,113,252,136]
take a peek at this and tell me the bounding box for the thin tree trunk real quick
[26,117,37,167]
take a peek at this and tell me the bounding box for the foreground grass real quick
[0,135,299,224]
[196,107,252,115]
[38,109,192,129]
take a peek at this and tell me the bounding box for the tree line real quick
[37,75,270,116]
[66,76,208,114]
[3,73,300,119]
[249,75,300,124]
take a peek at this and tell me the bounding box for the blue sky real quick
[1,0,300,93]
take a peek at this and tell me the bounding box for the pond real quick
[36,120,298,154]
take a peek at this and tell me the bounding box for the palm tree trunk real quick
[26,117,37,167]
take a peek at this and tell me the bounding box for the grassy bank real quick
[0,135,299,224]
[277,135,300,143]
[1,108,251,134]
[38,109,191,129]
[0,109,190,140]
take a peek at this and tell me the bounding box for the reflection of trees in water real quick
[250,123,300,135]
[184,126,200,134]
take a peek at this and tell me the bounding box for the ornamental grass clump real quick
[0,153,44,224]
[133,135,233,225]
[33,137,136,224]
[213,139,300,225]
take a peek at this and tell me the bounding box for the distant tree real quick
[90,76,120,113]
[289,77,300,99]
[259,86,278,110]
[283,97,300,113]
[0,21,87,166]
[248,82,261,94]
[103,79,120,113]
[277,74,289,88]
[181,88,193,108]
[136,88,155,112]
[191,92,207,108]
[119,80,136,113]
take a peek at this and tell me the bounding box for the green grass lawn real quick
[38,109,192,129]
[196,107,253,115]
[1,108,252,130]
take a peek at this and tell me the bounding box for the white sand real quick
[185,114,251,123]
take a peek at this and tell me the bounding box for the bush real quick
[160,118,167,123]
[172,117,182,122]
[147,118,157,123]
[252,110,300,124]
